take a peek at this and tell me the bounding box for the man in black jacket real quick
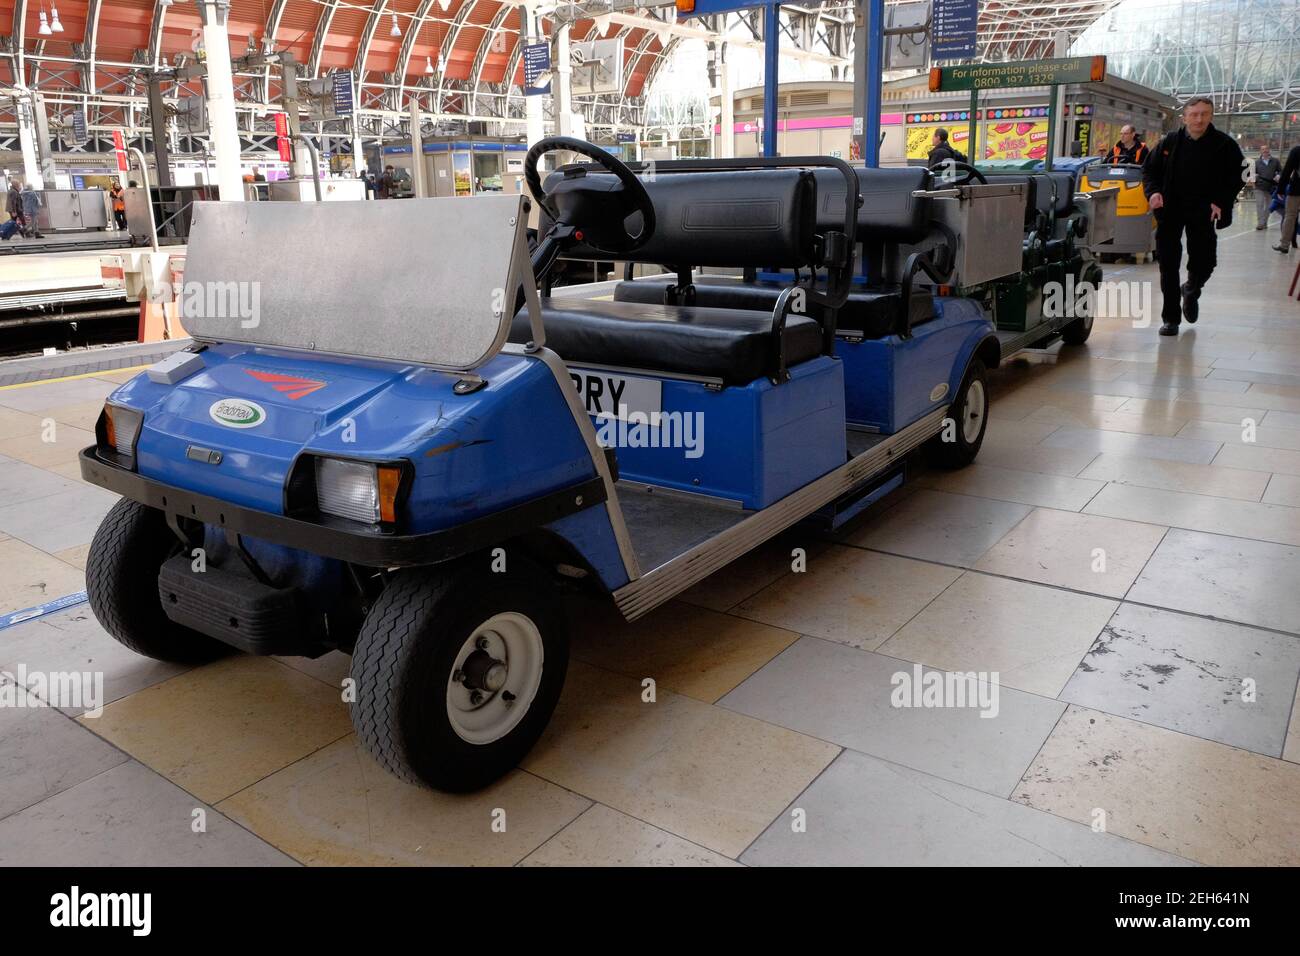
[1274,143,1300,254]
[1142,97,1246,335]
[927,129,967,171]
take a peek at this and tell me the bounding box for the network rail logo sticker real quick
[209,398,267,429]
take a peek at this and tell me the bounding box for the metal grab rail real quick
[126,147,159,252]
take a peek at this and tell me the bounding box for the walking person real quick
[1141,97,1246,336]
[1274,142,1300,254]
[1253,146,1281,230]
[19,182,43,238]
[6,180,24,236]
[926,129,966,171]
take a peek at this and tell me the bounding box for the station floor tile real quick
[1058,603,1300,757]
[0,538,84,616]
[1213,441,1300,476]
[1286,686,1300,764]
[521,804,739,867]
[742,750,1194,868]
[973,507,1168,599]
[0,483,119,553]
[914,462,1105,511]
[1025,404,1193,437]
[0,377,116,415]
[970,443,1101,478]
[218,737,589,867]
[84,656,354,804]
[0,458,82,506]
[675,529,832,613]
[1013,706,1300,867]
[1180,418,1300,451]
[1085,481,1300,548]
[522,662,840,859]
[0,607,189,717]
[1115,396,1270,425]
[0,425,96,470]
[719,637,1065,797]
[568,598,799,704]
[844,488,1032,567]
[1040,426,1222,465]
[731,544,961,651]
[0,685,129,819]
[877,572,1118,698]
[1126,529,1300,634]
[1078,452,1270,501]
[0,761,297,867]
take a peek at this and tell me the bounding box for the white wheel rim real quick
[446,611,544,745]
[962,378,986,445]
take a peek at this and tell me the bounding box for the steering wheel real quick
[946,161,988,187]
[524,136,656,255]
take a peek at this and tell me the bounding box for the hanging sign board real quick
[930,56,1107,92]
[932,0,978,60]
[523,43,552,96]
[274,113,292,163]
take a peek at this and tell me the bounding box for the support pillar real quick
[715,43,734,158]
[851,0,884,165]
[522,3,545,146]
[555,21,573,138]
[195,0,245,200]
[409,100,427,198]
[13,90,46,188]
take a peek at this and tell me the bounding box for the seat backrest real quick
[1043,171,1077,216]
[546,168,817,268]
[812,166,933,244]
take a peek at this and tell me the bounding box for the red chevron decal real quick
[243,368,327,400]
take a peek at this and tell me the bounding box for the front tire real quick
[350,559,568,792]
[929,358,989,469]
[86,499,231,664]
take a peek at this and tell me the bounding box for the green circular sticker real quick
[209,398,267,429]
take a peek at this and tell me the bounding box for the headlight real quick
[314,458,403,524]
[100,403,143,460]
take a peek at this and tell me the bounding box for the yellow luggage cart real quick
[1078,163,1154,262]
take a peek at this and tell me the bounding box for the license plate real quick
[569,367,662,423]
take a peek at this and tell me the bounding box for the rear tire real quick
[86,498,231,664]
[1061,263,1101,345]
[350,558,568,792]
[929,358,989,469]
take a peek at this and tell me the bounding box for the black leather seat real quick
[613,274,934,340]
[510,297,824,386]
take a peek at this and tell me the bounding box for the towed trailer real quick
[76,139,996,791]
[613,159,1097,368]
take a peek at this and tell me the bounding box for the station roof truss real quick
[0,0,1125,152]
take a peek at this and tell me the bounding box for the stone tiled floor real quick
[1,210,1298,866]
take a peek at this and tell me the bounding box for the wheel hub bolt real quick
[469,690,484,705]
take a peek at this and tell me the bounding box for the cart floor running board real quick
[997,324,1061,357]
[612,407,948,621]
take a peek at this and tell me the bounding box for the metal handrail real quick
[127,146,159,252]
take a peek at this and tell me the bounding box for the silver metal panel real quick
[1073,187,1119,250]
[612,406,950,621]
[182,196,530,373]
[890,184,1026,288]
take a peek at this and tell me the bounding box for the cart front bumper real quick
[80,447,606,568]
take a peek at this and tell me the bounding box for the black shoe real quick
[1159,322,1180,336]
[1276,244,1292,254]
[1181,283,1199,324]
